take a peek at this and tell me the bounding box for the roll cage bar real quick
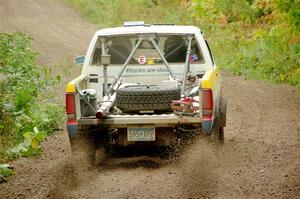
[100,34,194,97]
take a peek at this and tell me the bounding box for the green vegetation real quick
[194,0,300,89]
[66,0,300,90]
[0,164,14,178]
[65,0,195,26]
[0,33,63,166]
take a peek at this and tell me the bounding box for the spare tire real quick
[116,85,181,112]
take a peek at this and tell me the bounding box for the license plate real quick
[127,127,155,141]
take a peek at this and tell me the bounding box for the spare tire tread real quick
[116,85,180,112]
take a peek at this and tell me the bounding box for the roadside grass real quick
[0,33,63,171]
[66,0,300,90]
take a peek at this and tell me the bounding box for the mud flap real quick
[67,123,78,138]
[202,117,212,134]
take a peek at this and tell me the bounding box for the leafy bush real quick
[0,33,63,162]
[193,0,257,23]
[193,0,300,90]
[210,23,300,88]
[0,164,14,178]
[277,0,300,31]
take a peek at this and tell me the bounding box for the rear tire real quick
[211,120,224,143]
[219,126,224,141]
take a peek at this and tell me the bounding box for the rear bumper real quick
[67,114,213,138]
[78,113,202,128]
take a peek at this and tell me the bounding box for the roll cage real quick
[96,34,197,98]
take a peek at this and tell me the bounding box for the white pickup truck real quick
[66,22,227,161]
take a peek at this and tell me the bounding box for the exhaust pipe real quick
[96,83,136,119]
[96,93,116,119]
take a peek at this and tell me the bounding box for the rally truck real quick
[66,22,227,162]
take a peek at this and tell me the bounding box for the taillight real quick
[202,89,213,116]
[66,93,76,122]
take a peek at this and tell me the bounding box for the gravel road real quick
[0,0,299,198]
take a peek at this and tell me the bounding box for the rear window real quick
[91,34,205,65]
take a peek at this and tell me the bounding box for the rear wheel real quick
[211,120,224,143]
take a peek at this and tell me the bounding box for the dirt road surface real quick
[0,0,96,64]
[0,0,299,198]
